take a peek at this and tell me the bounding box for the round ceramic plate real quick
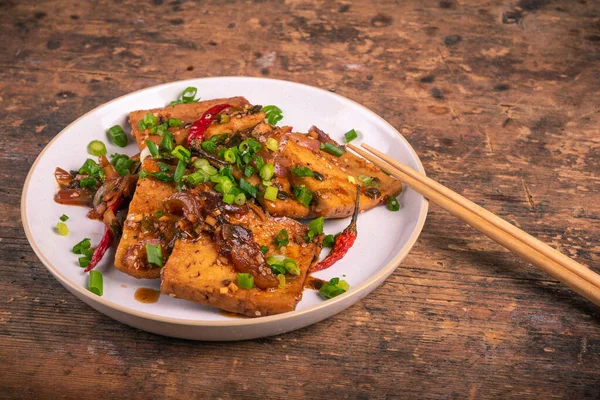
[22,77,428,341]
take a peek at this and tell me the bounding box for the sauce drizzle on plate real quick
[134,288,160,304]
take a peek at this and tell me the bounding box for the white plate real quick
[21,77,428,341]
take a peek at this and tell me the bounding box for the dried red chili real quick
[84,197,123,272]
[186,103,232,145]
[309,185,360,272]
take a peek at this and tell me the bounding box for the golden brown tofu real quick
[161,215,322,317]
[129,97,251,151]
[114,159,177,279]
[281,133,403,218]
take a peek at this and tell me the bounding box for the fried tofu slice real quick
[281,132,403,218]
[161,214,322,317]
[129,97,265,151]
[114,159,177,279]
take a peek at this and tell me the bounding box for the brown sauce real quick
[304,275,326,290]
[219,310,249,318]
[134,288,161,304]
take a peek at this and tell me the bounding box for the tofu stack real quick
[113,96,402,317]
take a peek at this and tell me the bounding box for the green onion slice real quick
[145,243,163,267]
[107,125,128,147]
[387,196,401,211]
[259,163,274,181]
[319,278,349,299]
[265,137,279,151]
[277,274,286,289]
[323,234,336,248]
[274,229,289,248]
[293,185,313,207]
[320,142,346,157]
[145,140,160,158]
[306,217,324,242]
[56,222,69,236]
[291,167,314,178]
[264,186,278,202]
[59,214,69,222]
[87,140,107,156]
[237,273,254,289]
[283,258,300,275]
[88,270,103,296]
[344,129,358,143]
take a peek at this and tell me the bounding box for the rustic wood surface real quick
[1,0,599,398]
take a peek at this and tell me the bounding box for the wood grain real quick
[1,0,599,398]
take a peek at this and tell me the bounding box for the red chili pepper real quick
[310,185,361,272]
[186,103,232,146]
[84,197,123,272]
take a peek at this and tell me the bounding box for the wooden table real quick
[2,0,599,398]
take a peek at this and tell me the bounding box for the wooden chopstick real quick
[347,143,600,307]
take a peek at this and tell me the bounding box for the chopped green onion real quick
[277,274,286,289]
[157,162,171,172]
[291,167,314,178]
[194,158,209,169]
[270,263,286,275]
[107,125,128,147]
[142,113,158,128]
[186,171,206,185]
[139,169,148,179]
[344,129,358,143]
[243,165,254,178]
[239,178,258,198]
[238,138,262,155]
[259,163,274,181]
[88,270,103,296]
[73,238,90,255]
[155,123,168,136]
[156,211,163,217]
[254,155,265,171]
[260,245,269,254]
[222,193,235,204]
[319,277,349,299]
[149,172,173,182]
[266,254,286,265]
[293,185,313,207]
[223,148,237,164]
[201,164,218,176]
[262,105,283,125]
[387,196,401,211]
[78,158,100,176]
[145,243,163,267]
[201,140,217,154]
[264,186,278,201]
[237,273,254,289]
[78,257,90,268]
[358,175,380,187]
[234,192,247,205]
[59,214,69,222]
[274,229,289,249]
[283,258,300,275]
[56,222,69,236]
[323,234,336,248]
[110,153,134,176]
[174,159,186,183]
[172,145,191,162]
[79,176,97,188]
[181,87,198,102]
[87,140,107,156]
[160,131,175,153]
[337,280,350,292]
[167,118,183,127]
[145,140,160,158]
[265,137,279,151]
[320,142,346,157]
[306,217,324,242]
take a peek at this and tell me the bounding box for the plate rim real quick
[21,76,429,327]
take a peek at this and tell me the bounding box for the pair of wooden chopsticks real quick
[348,143,600,307]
